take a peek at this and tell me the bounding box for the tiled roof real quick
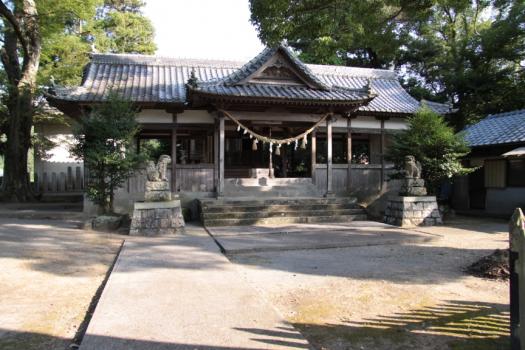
[50,47,424,115]
[420,99,456,115]
[464,109,525,147]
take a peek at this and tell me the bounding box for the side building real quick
[453,109,525,216]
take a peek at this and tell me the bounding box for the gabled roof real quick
[464,109,525,147]
[48,46,424,116]
[187,45,374,108]
[217,45,329,89]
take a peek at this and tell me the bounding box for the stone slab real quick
[79,228,309,350]
[206,221,437,254]
[134,200,181,210]
[387,195,438,203]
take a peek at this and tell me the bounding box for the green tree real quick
[387,107,472,195]
[71,92,143,214]
[38,0,156,87]
[0,0,155,201]
[401,0,525,129]
[250,1,525,129]
[249,0,432,67]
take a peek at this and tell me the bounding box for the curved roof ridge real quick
[90,53,245,68]
[307,64,397,79]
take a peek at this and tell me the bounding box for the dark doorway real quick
[469,167,486,209]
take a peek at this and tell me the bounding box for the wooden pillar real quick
[380,118,386,191]
[325,115,333,197]
[311,130,316,184]
[171,114,177,193]
[346,116,352,194]
[213,118,219,193]
[218,112,225,197]
[268,127,274,178]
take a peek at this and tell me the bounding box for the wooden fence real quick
[34,165,84,193]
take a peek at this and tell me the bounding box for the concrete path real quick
[206,221,439,254]
[80,225,310,350]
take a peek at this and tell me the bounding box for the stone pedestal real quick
[384,196,442,227]
[130,200,185,236]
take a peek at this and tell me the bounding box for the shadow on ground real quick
[237,300,509,350]
[0,219,121,276]
[0,328,309,350]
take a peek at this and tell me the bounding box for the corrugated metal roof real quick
[51,47,424,115]
[464,109,525,147]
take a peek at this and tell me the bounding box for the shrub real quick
[387,107,472,194]
[72,91,144,214]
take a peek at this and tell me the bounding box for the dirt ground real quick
[0,219,122,350]
[230,216,510,350]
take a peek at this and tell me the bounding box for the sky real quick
[143,0,265,60]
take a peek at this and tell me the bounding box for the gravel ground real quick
[230,216,510,350]
[0,219,122,350]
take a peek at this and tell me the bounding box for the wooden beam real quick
[171,114,177,193]
[311,130,316,184]
[326,115,333,197]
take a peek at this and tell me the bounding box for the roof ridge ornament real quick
[187,69,199,88]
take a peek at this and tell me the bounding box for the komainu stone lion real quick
[157,155,171,181]
[404,155,422,179]
[146,155,171,182]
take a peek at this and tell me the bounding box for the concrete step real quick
[202,203,360,214]
[203,208,365,220]
[203,213,368,227]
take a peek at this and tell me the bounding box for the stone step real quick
[0,210,86,221]
[225,177,314,186]
[200,197,357,207]
[201,203,361,214]
[203,208,365,220]
[203,214,368,227]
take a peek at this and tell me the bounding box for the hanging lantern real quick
[252,139,258,151]
[294,139,298,151]
[237,125,240,132]
[243,128,247,134]
[249,134,253,139]
[301,135,307,149]
[275,144,281,156]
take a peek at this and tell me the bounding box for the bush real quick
[387,107,473,194]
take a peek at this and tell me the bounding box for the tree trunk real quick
[0,0,41,201]
[1,88,34,201]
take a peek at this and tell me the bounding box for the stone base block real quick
[130,200,185,236]
[400,187,428,196]
[145,181,170,191]
[384,196,442,227]
[402,178,425,187]
[144,190,172,202]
